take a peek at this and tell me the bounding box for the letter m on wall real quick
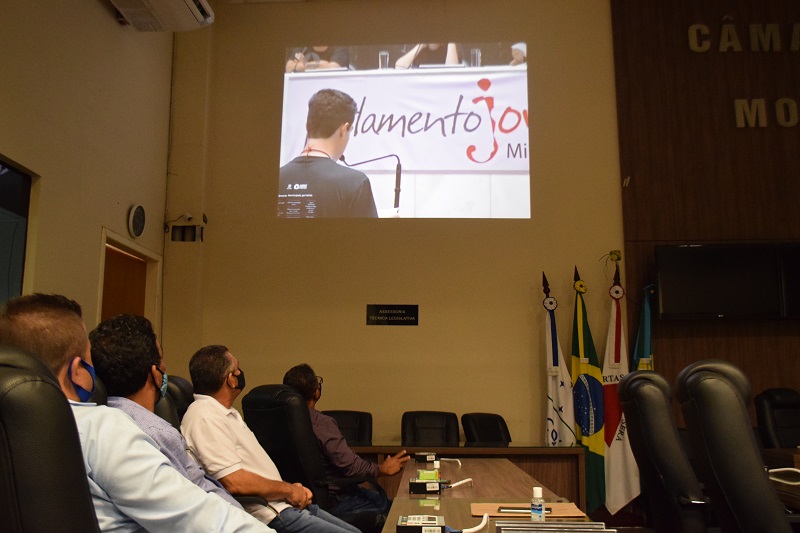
[735,99,767,128]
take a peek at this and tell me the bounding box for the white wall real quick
[1,0,173,324]
[164,0,624,444]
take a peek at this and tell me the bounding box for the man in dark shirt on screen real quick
[283,364,408,518]
[278,89,378,218]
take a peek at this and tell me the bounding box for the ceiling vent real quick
[109,0,215,32]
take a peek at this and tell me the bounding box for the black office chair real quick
[755,387,800,449]
[618,371,709,533]
[0,344,101,532]
[401,410,459,447]
[168,375,195,420]
[322,410,373,446]
[675,360,792,533]
[242,384,383,533]
[461,412,511,447]
[154,374,194,430]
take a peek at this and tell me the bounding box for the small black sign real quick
[366,304,419,326]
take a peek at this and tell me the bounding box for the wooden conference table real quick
[353,444,586,512]
[381,457,575,533]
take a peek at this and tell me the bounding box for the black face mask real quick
[234,369,246,391]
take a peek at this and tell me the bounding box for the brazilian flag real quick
[570,267,605,515]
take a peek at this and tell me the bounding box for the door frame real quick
[98,227,162,333]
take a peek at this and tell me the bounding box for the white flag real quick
[545,303,576,447]
[602,270,640,514]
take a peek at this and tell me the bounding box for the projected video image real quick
[277,42,530,219]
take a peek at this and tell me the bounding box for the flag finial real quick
[573,267,587,293]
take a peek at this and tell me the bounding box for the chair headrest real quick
[0,344,58,382]
[242,384,305,410]
[675,359,751,404]
[756,387,800,408]
[618,370,671,403]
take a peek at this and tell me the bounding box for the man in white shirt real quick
[0,294,271,533]
[181,345,359,533]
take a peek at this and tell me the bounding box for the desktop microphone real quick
[340,153,402,209]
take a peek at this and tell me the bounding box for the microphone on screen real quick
[340,153,402,209]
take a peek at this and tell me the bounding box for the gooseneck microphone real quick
[340,153,402,209]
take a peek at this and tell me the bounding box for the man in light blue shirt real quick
[90,314,241,508]
[0,294,271,533]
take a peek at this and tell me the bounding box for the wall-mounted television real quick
[655,244,783,320]
[781,243,800,318]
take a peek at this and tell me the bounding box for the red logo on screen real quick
[467,78,529,164]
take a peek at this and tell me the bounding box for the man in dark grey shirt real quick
[278,89,378,218]
[283,364,408,516]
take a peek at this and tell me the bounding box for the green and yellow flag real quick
[571,267,605,514]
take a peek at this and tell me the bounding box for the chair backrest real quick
[755,387,800,449]
[321,410,372,446]
[167,375,195,420]
[154,375,194,430]
[675,359,791,533]
[401,410,459,447]
[618,371,707,533]
[0,344,101,533]
[241,384,332,508]
[460,412,511,447]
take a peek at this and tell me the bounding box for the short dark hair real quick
[283,363,318,401]
[89,314,160,398]
[190,345,233,396]
[0,293,87,375]
[306,89,357,139]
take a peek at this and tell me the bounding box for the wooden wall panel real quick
[613,0,800,241]
[612,0,800,424]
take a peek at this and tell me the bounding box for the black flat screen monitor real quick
[655,244,782,320]
[780,243,800,318]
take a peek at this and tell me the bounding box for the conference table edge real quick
[353,445,586,512]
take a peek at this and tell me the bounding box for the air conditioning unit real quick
[109,0,215,32]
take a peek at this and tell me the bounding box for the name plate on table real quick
[397,515,445,533]
[366,304,418,326]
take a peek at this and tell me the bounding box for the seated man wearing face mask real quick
[90,314,241,508]
[182,345,359,533]
[0,295,269,532]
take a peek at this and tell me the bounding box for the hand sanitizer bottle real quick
[531,486,545,522]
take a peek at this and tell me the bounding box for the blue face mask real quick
[156,368,169,401]
[67,358,96,403]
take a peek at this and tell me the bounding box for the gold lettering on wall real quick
[720,23,743,52]
[735,98,799,128]
[750,24,781,51]
[687,21,798,127]
[735,99,767,128]
[776,98,799,127]
[688,24,710,52]
[689,22,800,52]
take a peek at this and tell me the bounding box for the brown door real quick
[101,244,147,321]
